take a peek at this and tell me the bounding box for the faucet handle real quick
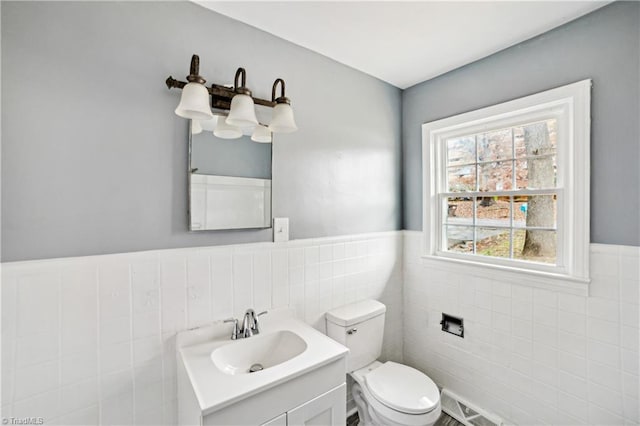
[253,311,268,335]
[223,318,240,340]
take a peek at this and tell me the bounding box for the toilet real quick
[326,300,441,426]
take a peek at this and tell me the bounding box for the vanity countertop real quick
[177,309,349,416]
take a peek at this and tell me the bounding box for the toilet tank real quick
[325,300,386,372]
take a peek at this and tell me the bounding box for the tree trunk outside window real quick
[522,122,556,258]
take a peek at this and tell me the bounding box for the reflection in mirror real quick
[189,119,272,231]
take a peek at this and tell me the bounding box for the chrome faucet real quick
[241,309,257,338]
[223,309,267,340]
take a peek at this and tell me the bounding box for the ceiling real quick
[194,1,608,89]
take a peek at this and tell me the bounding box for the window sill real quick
[420,253,589,296]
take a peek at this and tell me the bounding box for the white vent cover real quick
[440,388,503,426]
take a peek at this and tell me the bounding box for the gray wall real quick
[402,1,640,246]
[1,1,402,261]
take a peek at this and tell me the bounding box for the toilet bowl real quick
[325,300,441,426]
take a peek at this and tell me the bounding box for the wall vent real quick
[440,388,502,426]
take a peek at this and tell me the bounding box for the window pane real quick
[445,197,473,224]
[513,229,557,264]
[447,136,475,167]
[479,161,513,191]
[445,226,473,253]
[515,156,556,189]
[515,119,557,158]
[448,165,476,192]
[513,195,557,229]
[478,129,512,162]
[476,227,511,259]
[476,196,511,227]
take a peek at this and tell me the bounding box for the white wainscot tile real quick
[252,251,272,313]
[17,273,60,336]
[557,350,587,378]
[16,332,59,368]
[621,302,639,328]
[588,381,623,415]
[588,359,622,392]
[557,330,587,357]
[186,255,212,328]
[587,317,620,345]
[558,293,586,315]
[558,310,586,336]
[588,402,624,426]
[288,248,304,268]
[588,297,620,322]
[558,391,588,422]
[211,252,233,320]
[101,315,131,347]
[60,377,99,416]
[131,261,160,314]
[533,304,557,327]
[61,350,97,387]
[58,405,99,426]
[133,336,162,366]
[271,249,289,287]
[620,255,640,281]
[590,276,619,301]
[511,298,533,321]
[591,251,620,278]
[100,342,132,375]
[557,370,588,400]
[620,279,639,305]
[621,325,639,352]
[621,348,639,375]
[14,360,59,400]
[232,253,253,317]
[587,339,620,368]
[160,257,186,288]
[100,391,134,426]
[13,389,60,421]
[100,370,133,400]
[318,244,333,263]
[133,311,160,340]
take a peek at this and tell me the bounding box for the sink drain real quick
[249,363,264,373]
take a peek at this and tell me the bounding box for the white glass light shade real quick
[251,124,272,143]
[200,116,218,132]
[191,120,203,134]
[226,94,258,127]
[269,103,297,133]
[214,116,242,139]
[175,82,214,121]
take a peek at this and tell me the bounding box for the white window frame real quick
[422,80,591,294]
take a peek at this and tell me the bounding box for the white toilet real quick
[326,300,441,426]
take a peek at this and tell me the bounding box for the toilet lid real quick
[365,362,440,415]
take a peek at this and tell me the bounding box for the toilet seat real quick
[365,361,440,415]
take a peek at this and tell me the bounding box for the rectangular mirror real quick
[188,120,272,231]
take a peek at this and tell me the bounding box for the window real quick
[422,80,590,289]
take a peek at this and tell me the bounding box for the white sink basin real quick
[211,330,307,375]
[177,309,349,415]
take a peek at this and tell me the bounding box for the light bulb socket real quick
[185,54,206,85]
[271,78,291,105]
[234,68,252,97]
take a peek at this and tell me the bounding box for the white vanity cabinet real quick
[176,310,349,426]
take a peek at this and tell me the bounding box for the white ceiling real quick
[194,1,608,89]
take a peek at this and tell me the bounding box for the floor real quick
[346,411,463,426]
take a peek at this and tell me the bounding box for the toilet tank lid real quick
[326,300,386,327]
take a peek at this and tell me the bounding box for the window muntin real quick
[422,80,591,286]
[440,119,559,265]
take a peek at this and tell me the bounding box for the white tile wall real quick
[403,231,640,425]
[1,232,403,425]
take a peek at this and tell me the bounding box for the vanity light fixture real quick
[213,115,243,140]
[251,124,272,143]
[269,79,298,134]
[166,54,297,135]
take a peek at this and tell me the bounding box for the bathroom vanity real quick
[177,309,348,425]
